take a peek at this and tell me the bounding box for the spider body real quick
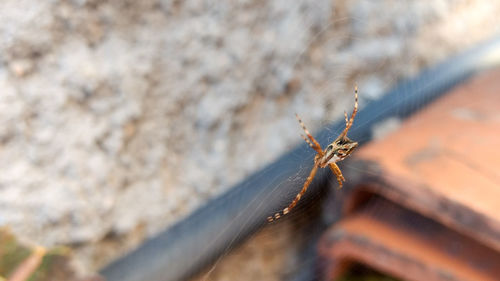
[268,87,359,222]
[318,135,358,168]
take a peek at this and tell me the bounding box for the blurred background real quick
[1,0,500,280]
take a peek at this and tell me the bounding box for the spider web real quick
[186,1,499,281]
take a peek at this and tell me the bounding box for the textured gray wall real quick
[0,0,499,274]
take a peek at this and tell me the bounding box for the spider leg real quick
[295,114,323,156]
[268,164,319,222]
[300,134,315,150]
[339,86,359,138]
[328,162,345,188]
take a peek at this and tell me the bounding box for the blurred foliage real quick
[0,227,100,281]
[0,228,31,278]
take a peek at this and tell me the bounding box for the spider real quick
[267,86,359,222]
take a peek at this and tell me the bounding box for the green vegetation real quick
[0,228,79,281]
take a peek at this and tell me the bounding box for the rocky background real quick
[0,0,499,279]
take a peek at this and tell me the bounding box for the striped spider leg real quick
[268,87,359,222]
